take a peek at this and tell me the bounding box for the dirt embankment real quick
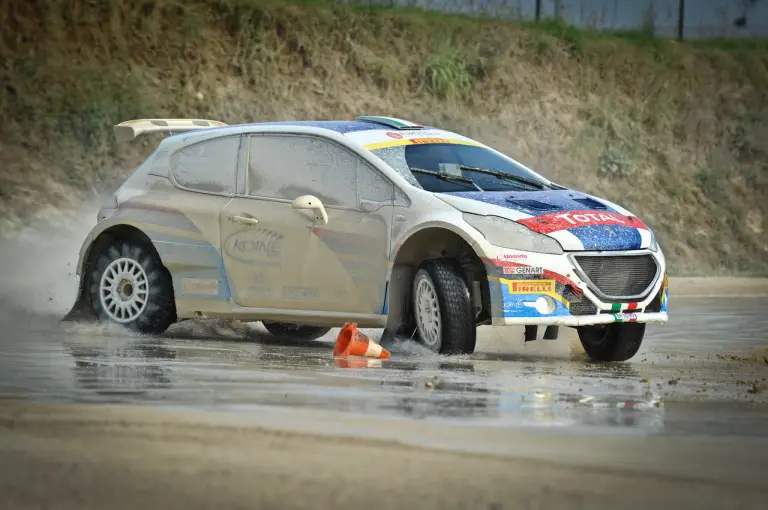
[1,0,767,275]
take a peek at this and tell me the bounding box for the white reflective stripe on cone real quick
[363,341,382,358]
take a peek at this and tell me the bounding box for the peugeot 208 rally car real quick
[65,116,669,362]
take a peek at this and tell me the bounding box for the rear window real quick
[370,143,548,193]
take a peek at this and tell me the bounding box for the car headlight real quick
[463,213,564,255]
[647,230,658,252]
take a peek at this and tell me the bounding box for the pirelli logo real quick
[409,138,453,145]
[503,279,555,294]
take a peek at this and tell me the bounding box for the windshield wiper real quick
[457,165,551,190]
[410,168,484,191]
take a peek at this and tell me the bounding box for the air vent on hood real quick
[572,197,608,209]
[506,199,561,211]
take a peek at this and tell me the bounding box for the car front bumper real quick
[491,312,668,327]
[482,246,669,327]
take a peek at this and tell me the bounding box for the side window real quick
[248,134,375,208]
[358,162,395,203]
[170,136,239,194]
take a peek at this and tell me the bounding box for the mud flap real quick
[543,325,560,340]
[524,325,560,341]
[60,275,97,323]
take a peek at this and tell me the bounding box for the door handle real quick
[229,213,259,225]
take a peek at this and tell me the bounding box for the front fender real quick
[389,220,490,263]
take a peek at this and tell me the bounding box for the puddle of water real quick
[1,297,767,438]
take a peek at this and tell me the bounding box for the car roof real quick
[163,118,438,143]
[242,120,436,134]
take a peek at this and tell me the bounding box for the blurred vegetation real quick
[0,0,766,274]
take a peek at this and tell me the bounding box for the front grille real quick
[572,254,659,300]
[562,286,597,316]
[569,300,598,316]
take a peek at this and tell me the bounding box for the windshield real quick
[370,143,551,192]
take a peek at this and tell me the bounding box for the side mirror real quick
[291,195,328,225]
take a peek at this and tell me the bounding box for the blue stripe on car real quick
[566,225,643,251]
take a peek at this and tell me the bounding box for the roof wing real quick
[113,118,228,143]
[355,115,424,130]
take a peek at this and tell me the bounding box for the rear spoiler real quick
[113,118,228,143]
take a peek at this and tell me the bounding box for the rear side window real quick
[170,136,240,194]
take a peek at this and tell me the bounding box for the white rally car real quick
[64,116,669,362]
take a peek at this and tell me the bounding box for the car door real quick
[219,132,394,315]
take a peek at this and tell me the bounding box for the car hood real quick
[436,190,653,251]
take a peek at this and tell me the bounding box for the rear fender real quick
[63,219,158,322]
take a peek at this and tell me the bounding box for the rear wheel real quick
[412,259,476,355]
[262,322,331,341]
[89,241,176,334]
[577,322,646,362]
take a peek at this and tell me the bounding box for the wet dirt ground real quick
[1,296,767,509]
[1,297,767,433]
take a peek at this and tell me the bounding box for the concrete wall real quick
[340,0,768,39]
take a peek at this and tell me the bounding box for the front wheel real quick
[412,259,476,355]
[577,322,646,362]
[262,322,331,341]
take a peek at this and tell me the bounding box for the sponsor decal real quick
[555,212,627,225]
[499,279,571,318]
[410,137,453,145]
[282,286,319,300]
[181,278,220,296]
[503,266,544,275]
[489,257,584,298]
[405,130,444,138]
[503,297,527,312]
[363,138,482,151]
[242,285,274,299]
[223,228,283,264]
[503,279,555,294]
[385,131,403,139]
[517,210,648,234]
[613,313,638,322]
[496,253,528,261]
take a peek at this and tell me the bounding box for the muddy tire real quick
[89,241,176,335]
[577,323,646,362]
[262,322,331,341]
[412,259,476,355]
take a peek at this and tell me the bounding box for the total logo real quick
[552,212,626,225]
[519,210,644,234]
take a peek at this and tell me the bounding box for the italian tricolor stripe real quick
[610,302,638,312]
[357,116,423,129]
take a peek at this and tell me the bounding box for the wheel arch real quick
[385,223,492,333]
[64,222,175,322]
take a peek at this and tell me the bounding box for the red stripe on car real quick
[516,210,648,234]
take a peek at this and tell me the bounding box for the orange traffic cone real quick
[333,322,391,360]
[334,358,383,369]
